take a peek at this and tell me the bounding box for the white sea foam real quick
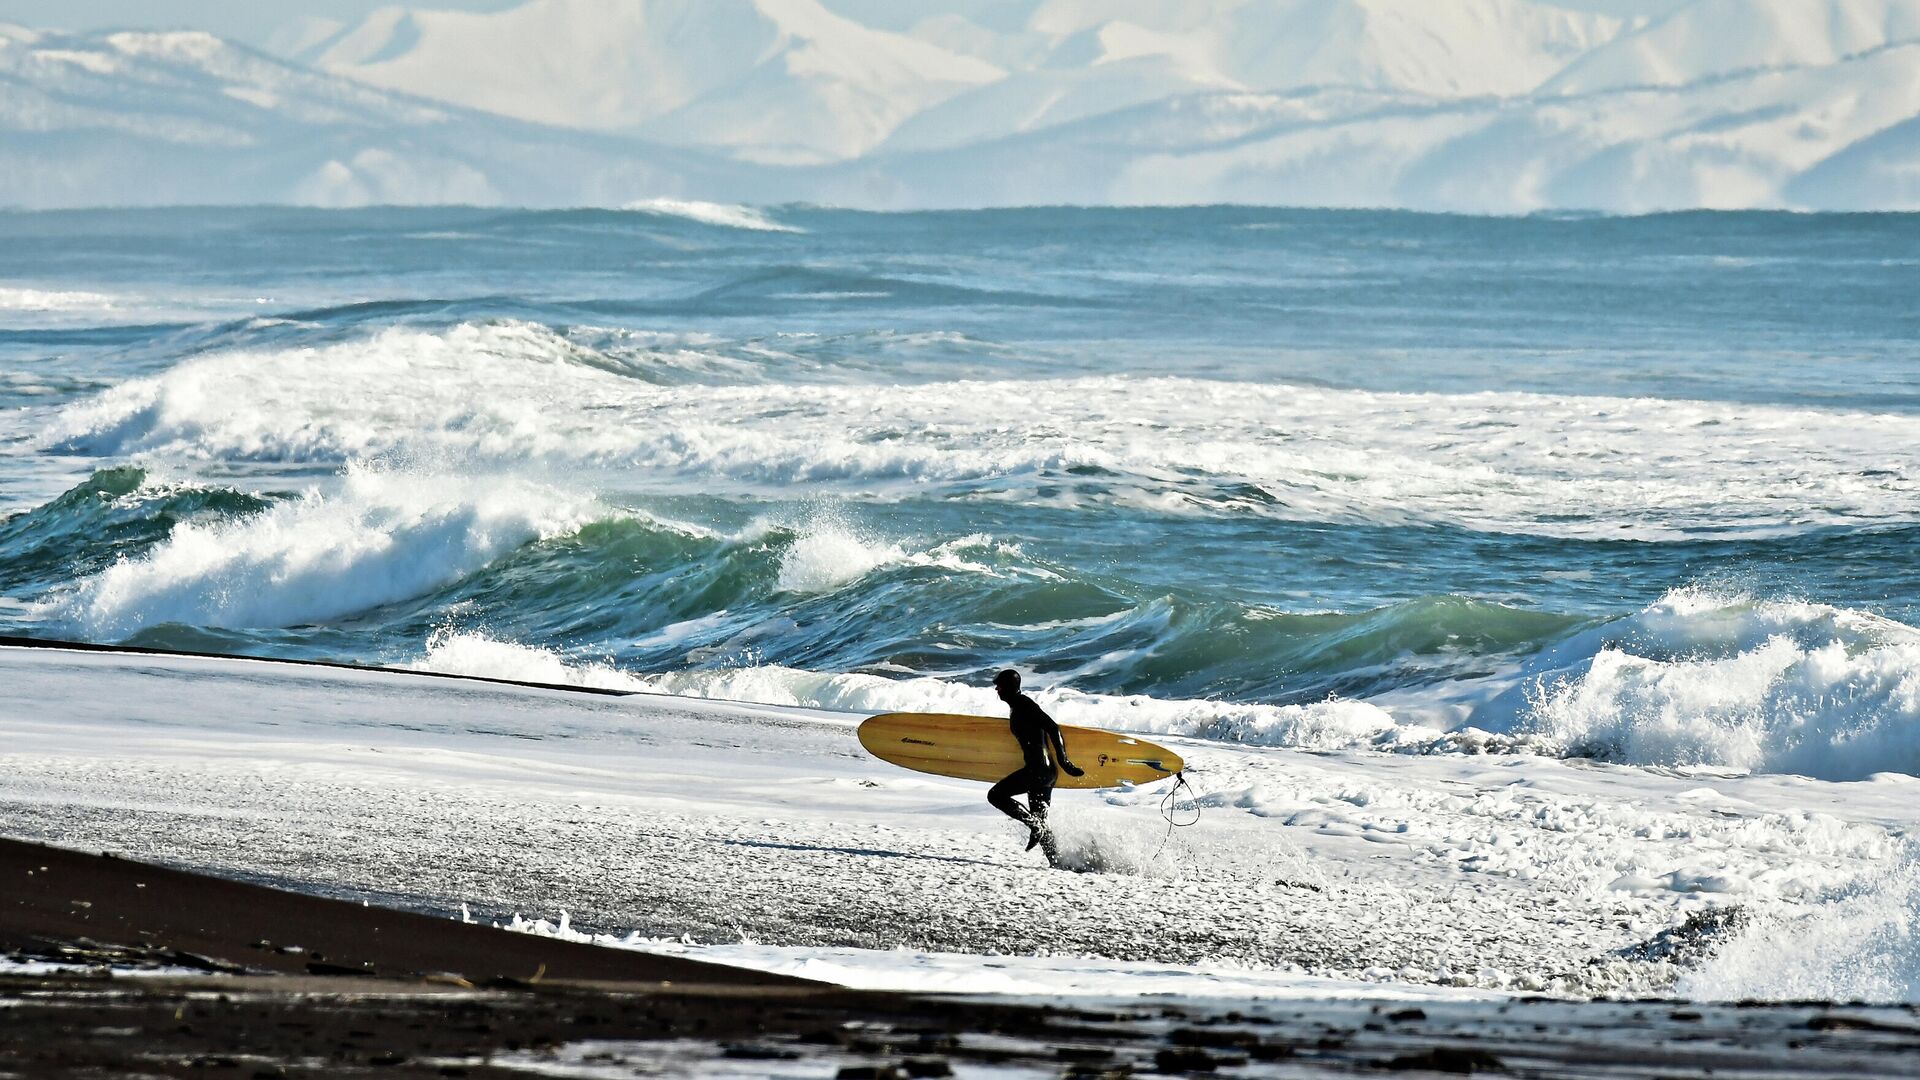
[416,586,1920,782]
[41,466,596,635]
[775,522,905,594]
[0,283,126,328]
[620,197,802,233]
[414,634,1408,755]
[42,320,1920,539]
[1516,590,1920,781]
[499,920,1486,1001]
[414,628,649,691]
[0,285,118,311]
[771,520,1031,594]
[1679,857,1920,1003]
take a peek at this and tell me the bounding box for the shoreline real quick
[9,837,1920,1078]
[5,638,1913,1000]
[0,633,642,699]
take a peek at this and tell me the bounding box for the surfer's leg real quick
[1028,781,1062,864]
[988,771,1037,827]
[1025,774,1057,854]
[1026,781,1052,824]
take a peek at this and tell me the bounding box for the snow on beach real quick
[3,643,1916,1003]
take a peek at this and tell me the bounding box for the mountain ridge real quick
[2,0,1918,211]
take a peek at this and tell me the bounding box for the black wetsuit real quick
[987,693,1068,830]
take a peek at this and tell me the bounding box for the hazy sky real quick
[4,0,1696,47]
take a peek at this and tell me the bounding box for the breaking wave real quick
[35,466,598,635]
[36,319,1920,539]
[620,198,803,233]
[10,466,1920,781]
[416,631,1412,753]
[0,466,270,597]
[1513,590,1920,781]
[416,585,1920,782]
[413,590,1920,782]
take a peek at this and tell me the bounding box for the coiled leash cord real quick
[1151,770,1201,863]
[1160,770,1201,828]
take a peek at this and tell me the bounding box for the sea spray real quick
[774,518,907,594]
[1041,803,1187,879]
[1679,852,1920,1002]
[1521,590,1920,780]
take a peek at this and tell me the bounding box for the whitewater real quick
[3,204,1919,1002]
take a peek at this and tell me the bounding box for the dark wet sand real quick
[6,837,1920,1078]
[0,835,805,986]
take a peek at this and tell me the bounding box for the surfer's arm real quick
[1045,717,1083,776]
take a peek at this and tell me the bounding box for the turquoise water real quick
[4,205,1918,775]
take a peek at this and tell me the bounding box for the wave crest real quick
[1521,590,1920,781]
[620,198,802,233]
[39,466,597,635]
[41,319,1920,538]
[773,523,1031,594]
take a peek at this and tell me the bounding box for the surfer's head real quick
[993,668,1021,702]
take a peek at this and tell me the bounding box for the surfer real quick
[988,669,1083,860]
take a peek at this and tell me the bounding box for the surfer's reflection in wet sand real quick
[987,669,1084,865]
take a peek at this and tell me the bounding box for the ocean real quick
[4,203,1918,781]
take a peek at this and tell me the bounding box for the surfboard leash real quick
[1159,770,1201,828]
[1150,770,1202,864]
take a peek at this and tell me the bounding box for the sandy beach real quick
[4,638,1920,1076]
[15,638,1910,999]
[10,834,1920,1078]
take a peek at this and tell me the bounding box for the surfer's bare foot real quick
[1024,824,1044,851]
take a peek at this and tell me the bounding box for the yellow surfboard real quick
[858,712,1183,789]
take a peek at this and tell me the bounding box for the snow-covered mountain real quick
[1539,0,1920,94]
[302,0,1624,160]
[295,0,1003,163]
[877,0,1622,154]
[1153,42,1920,212]
[0,23,737,208]
[5,0,1920,211]
[826,24,1920,213]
